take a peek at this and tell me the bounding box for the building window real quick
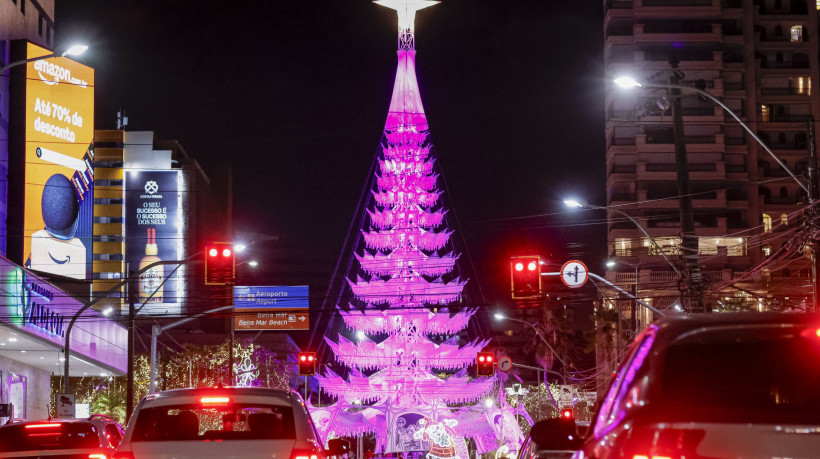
[643,237,681,256]
[763,245,772,257]
[763,213,772,232]
[775,24,783,36]
[761,105,770,122]
[792,76,811,95]
[38,14,43,35]
[614,238,632,256]
[781,213,788,226]
[791,25,803,42]
[20,0,24,14]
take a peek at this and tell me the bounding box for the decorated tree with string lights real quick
[311,1,523,456]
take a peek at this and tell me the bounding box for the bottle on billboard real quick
[139,228,163,303]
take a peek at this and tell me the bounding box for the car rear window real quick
[658,326,820,424]
[131,403,295,441]
[0,422,100,451]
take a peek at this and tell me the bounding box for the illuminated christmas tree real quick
[310,1,523,456]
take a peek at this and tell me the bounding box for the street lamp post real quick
[614,75,818,311]
[564,199,681,277]
[493,313,568,380]
[1,44,88,73]
[607,260,639,335]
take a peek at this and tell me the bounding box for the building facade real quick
[604,0,820,320]
[1,0,54,257]
[92,129,222,315]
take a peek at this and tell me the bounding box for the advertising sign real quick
[125,170,183,315]
[234,286,309,331]
[22,43,94,279]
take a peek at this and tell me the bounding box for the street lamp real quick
[493,312,568,370]
[613,75,809,194]
[0,44,88,73]
[607,259,640,333]
[563,199,680,276]
[615,75,819,311]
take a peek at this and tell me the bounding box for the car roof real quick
[139,386,298,408]
[650,311,820,349]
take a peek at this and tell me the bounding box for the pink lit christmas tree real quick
[309,1,523,456]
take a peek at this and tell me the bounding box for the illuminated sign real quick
[233,286,310,331]
[0,259,127,374]
[125,170,183,315]
[21,42,94,279]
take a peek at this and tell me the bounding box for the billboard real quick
[234,286,309,331]
[125,170,183,315]
[21,43,95,279]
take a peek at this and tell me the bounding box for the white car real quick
[113,387,344,459]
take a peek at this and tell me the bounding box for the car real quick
[0,414,125,458]
[573,312,820,459]
[567,312,820,459]
[113,387,348,459]
[518,417,583,459]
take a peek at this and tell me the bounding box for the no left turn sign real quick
[560,260,589,288]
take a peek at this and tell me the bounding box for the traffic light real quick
[476,352,495,377]
[510,255,541,299]
[205,242,235,285]
[560,408,574,420]
[298,352,316,376]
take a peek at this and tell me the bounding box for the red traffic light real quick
[298,352,317,376]
[510,256,541,299]
[477,352,495,377]
[205,242,235,286]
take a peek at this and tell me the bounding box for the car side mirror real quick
[327,438,351,457]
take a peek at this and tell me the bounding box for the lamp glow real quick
[234,244,247,253]
[613,76,642,88]
[102,307,113,316]
[606,260,616,268]
[484,398,494,408]
[563,199,583,208]
[493,313,505,320]
[63,45,88,56]
[248,260,259,268]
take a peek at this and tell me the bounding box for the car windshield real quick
[657,325,820,424]
[131,403,295,441]
[0,422,100,451]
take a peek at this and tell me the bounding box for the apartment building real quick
[604,0,820,320]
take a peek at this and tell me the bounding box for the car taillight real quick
[291,448,325,459]
[625,428,705,459]
[25,423,61,429]
[200,396,231,405]
[112,452,134,459]
[89,454,108,459]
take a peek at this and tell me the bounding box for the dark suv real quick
[575,312,820,459]
[0,414,125,458]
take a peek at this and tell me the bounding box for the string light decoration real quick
[310,2,523,456]
[51,339,292,422]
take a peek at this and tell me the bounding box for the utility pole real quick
[807,117,819,312]
[126,267,136,421]
[669,58,704,312]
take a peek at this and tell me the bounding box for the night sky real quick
[56,0,606,306]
